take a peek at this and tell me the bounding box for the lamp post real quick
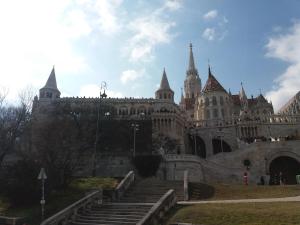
[38,168,47,221]
[131,123,139,157]
[191,127,197,156]
[92,81,107,177]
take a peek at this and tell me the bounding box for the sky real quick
[1,0,300,112]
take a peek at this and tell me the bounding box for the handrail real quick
[40,189,102,225]
[115,170,135,200]
[137,189,176,225]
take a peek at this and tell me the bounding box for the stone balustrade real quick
[115,170,135,201]
[40,190,102,225]
[137,189,177,225]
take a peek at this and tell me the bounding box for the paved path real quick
[178,195,300,205]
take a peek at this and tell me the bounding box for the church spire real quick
[208,64,212,77]
[186,43,198,76]
[39,66,61,100]
[155,68,174,102]
[188,43,196,71]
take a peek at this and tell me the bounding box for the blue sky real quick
[1,0,300,112]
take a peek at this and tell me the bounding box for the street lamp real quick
[37,168,47,221]
[92,81,107,177]
[191,127,197,156]
[131,123,139,157]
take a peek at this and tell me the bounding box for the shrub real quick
[132,155,162,177]
[0,159,42,206]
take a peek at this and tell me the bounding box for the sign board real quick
[38,168,47,180]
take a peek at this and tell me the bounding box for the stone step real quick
[81,211,147,216]
[77,214,144,220]
[71,221,137,225]
[76,217,140,223]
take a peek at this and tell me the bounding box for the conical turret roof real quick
[43,66,59,90]
[202,66,226,93]
[158,68,172,91]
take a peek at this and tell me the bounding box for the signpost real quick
[38,168,47,221]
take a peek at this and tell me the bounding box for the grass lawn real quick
[0,177,118,225]
[167,202,300,225]
[191,183,300,200]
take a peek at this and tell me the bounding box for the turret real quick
[155,68,174,102]
[239,82,248,109]
[39,67,61,100]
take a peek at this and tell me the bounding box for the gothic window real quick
[159,94,162,99]
[220,96,224,105]
[168,94,171,99]
[221,109,225,118]
[40,92,45,98]
[205,97,209,106]
[212,96,217,105]
[213,109,218,118]
[192,93,194,98]
[164,93,167,99]
[206,109,210,119]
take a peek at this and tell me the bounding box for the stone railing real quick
[0,216,23,225]
[137,189,176,225]
[40,190,102,225]
[115,170,135,201]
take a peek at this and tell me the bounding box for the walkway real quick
[178,195,300,205]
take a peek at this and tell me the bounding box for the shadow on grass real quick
[189,182,215,200]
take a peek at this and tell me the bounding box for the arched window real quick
[205,97,209,106]
[213,109,218,118]
[212,96,217,105]
[220,96,224,105]
[206,109,210,119]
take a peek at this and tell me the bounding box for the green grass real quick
[167,202,300,225]
[0,177,118,225]
[191,183,300,200]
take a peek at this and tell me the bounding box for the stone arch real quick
[266,151,300,173]
[188,135,206,158]
[212,138,232,154]
[268,154,300,185]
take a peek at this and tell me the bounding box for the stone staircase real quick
[71,203,153,225]
[70,177,183,225]
[120,177,184,203]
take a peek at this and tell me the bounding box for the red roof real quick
[202,73,227,93]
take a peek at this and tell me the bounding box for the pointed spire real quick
[239,82,247,100]
[228,88,232,95]
[159,68,171,90]
[188,43,196,71]
[208,64,212,77]
[43,66,58,90]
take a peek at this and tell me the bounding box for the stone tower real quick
[155,68,174,102]
[39,67,61,101]
[182,43,202,119]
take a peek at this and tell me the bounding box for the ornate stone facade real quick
[33,44,300,182]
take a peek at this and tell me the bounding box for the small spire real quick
[228,88,232,95]
[208,64,212,77]
[159,68,171,90]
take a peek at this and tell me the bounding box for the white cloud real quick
[202,12,228,42]
[0,0,125,101]
[164,0,183,11]
[203,10,218,21]
[124,1,180,62]
[202,28,216,41]
[265,21,300,112]
[79,84,123,98]
[120,69,145,84]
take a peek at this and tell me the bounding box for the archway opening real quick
[212,139,232,155]
[188,135,206,158]
[269,156,300,185]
